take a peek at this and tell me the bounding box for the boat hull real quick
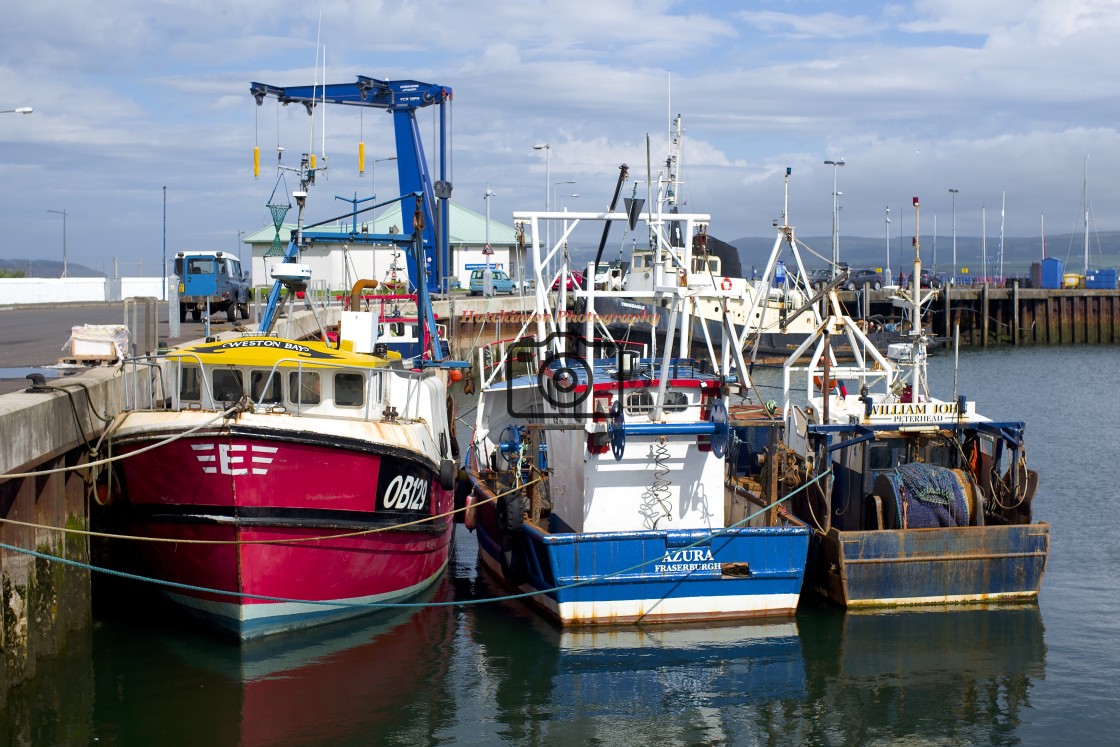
[113,430,453,638]
[807,523,1050,608]
[474,506,810,625]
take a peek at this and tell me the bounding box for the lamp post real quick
[483,184,495,296]
[824,159,845,275]
[0,107,32,115]
[949,188,959,285]
[162,186,167,300]
[885,207,891,284]
[47,208,68,278]
[558,193,578,249]
[533,143,550,248]
[553,180,576,211]
[371,156,397,223]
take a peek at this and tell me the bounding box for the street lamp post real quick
[824,159,845,275]
[483,184,496,296]
[558,193,578,249]
[534,143,550,248]
[47,208,68,278]
[552,180,576,211]
[371,156,398,223]
[949,188,959,285]
[885,207,891,284]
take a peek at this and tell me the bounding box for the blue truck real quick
[174,250,250,323]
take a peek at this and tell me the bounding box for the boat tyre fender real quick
[440,458,456,491]
[495,488,528,586]
[453,468,473,525]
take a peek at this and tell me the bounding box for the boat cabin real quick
[809,419,1026,533]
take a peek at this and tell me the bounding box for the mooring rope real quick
[0,476,542,546]
[0,471,828,610]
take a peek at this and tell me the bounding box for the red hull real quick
[115,431,453,637]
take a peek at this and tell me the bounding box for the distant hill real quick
[0,259,106,278]
[731,232,1120,276]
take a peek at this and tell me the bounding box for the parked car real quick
[842,268,883,291]
[551,270,585,291]
[806,268,835,291]
[469,268,516,295]
[174,250,250,323]
[919,269,944,289]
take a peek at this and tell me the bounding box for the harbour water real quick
[4,346,1118,746]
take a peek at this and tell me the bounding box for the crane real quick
[251,75,453,290]
[250,76,453,354]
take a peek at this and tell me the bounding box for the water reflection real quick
[464,567,806,745]
[90,580,459,746]
[795,602,1046,745]
[70,533,1047,745]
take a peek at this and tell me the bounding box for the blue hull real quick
[808,523,1050,608]
[477,520,810,625]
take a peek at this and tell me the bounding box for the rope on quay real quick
[0,470,829,610]
[0,404,242,480]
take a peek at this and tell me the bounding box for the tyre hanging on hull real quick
[495,487,528,586]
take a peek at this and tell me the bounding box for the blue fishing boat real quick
[778,198,1049,607]
[460,175,810,625]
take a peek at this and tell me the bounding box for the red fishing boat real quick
[104,73,463,638]
[109,333,458,638]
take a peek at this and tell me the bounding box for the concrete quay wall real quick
[0,366,125,709]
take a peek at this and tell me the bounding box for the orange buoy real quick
[449,369,463,383]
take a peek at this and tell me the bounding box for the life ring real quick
[813,376,838,391]
[814,376,847,397]
[720,277,732,291]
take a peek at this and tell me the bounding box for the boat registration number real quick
[377,463,430,512]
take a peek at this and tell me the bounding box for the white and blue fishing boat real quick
[777,198,1049,607]
[461,185,810,625]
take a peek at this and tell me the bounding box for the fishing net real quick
[264,174,291,258]
[880,463,970,529]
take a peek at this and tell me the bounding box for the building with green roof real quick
[242,202,525,291]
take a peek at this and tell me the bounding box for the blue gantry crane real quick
[250,76,453,345]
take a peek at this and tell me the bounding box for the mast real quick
[999,189,1006,281]
[911,196,925,400]
[981,207,987,283]
[1041,213,1046,259]
[1083,155,1090,275]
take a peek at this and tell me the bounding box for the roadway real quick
[0,302,234,395]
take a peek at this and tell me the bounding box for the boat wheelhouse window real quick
[212,369,243,402]
[663,390,690,413]
[925,442,954,468]
[334,372,365,408]
[179,366,201,401]
[626,390,654,415]
[288,371,321,405]
[250,370,282,404]
[868,441,904,472]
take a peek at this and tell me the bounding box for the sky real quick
[3,0,1120,275]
